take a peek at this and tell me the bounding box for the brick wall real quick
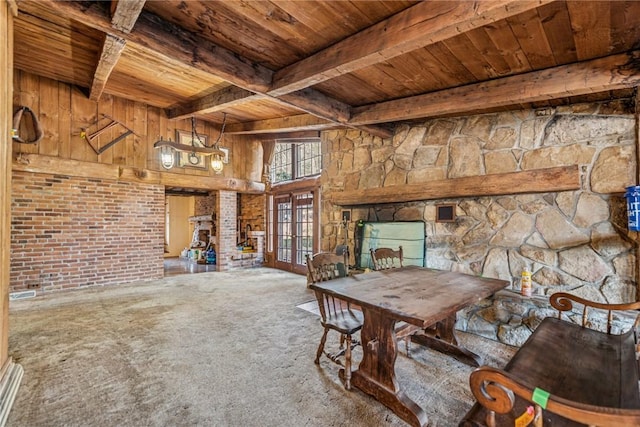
[195,193,216,217]
[10,171,164,293]
[216,190,237,271]
[239,193,266,236]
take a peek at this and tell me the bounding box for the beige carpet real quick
[7,268,516,427]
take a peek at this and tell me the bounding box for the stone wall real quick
[322,100,638,346]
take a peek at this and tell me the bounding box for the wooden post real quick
[0,1,24,424]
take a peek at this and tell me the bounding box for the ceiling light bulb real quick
[160,145,175,169]
[211,154,224,174]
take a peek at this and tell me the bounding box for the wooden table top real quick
[310,266,509,328]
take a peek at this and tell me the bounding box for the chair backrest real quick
[370,246,403,270]
[306,252,349,285]
[307,252,359,330]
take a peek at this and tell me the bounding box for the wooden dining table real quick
[309,265,509,427]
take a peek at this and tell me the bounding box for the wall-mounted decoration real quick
[436,203,456,222]
[81,114,136,155]
[176,129,208,170]
[220,147,229,164]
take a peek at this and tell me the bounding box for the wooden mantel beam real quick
[269,0,553,97]
[350,51,640,126]
[330,166,580,206]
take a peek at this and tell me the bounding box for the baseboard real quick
[0,359,23,427]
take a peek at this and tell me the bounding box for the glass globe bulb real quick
[211,154,224,174]
[160,146,175,169]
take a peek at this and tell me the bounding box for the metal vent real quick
[9,290,36,301]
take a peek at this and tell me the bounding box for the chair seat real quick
[322,309,363,335]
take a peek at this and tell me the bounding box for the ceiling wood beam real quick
[224,114,337,135]
[88,1,144,101]
[350,51,640,126]
[110,0,145,33]
[36,0,391,138]
[167,86,266,120]
[224,113,393,139]
[89,35,126,102]
[269,0,554,96]
[33,1,272,90]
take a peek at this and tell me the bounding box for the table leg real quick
[342,307,428,427]
[410,315,483,367]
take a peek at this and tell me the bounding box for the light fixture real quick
[154,114,227,174]
[157,137,176,169]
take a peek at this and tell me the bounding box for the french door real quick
[273,192,316,274]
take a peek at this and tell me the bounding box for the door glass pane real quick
[295,193,313,265]
[276,199,292,263]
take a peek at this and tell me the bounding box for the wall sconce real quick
[154,114,227,174]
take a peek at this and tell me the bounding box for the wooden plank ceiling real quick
[12,0,640,138]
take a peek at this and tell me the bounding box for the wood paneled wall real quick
[11,70,265,187]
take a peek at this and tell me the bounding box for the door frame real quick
[268,178,320,275]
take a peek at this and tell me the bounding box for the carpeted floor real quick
[6,268,516,427]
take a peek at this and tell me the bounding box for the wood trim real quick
[330,166,580,206]
[270,175,321,194]
[0,359,23,426]
[12,154,265,193]
[6,0,16,17]
[1,0,14,366]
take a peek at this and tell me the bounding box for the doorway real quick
[273,191,316,274]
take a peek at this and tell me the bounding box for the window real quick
[271,139,321,184]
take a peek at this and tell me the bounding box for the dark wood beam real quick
[269,0,553,96]
[349,51,640,126]
[167,86,266,120]
[331,166,580,206]
[89,0,144,102]
[225,114,337,135]
[89,34,125,102]
[110,0,145,33]
[254,131,321,141]
[37,0,392,138]
[224,114,393,139]
[36,0,272,91]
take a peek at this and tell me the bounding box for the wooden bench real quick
[459,292,640,427]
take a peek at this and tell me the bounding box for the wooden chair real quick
[370,246,416,356]
[370,246,403,270]
[306,252,362,390]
